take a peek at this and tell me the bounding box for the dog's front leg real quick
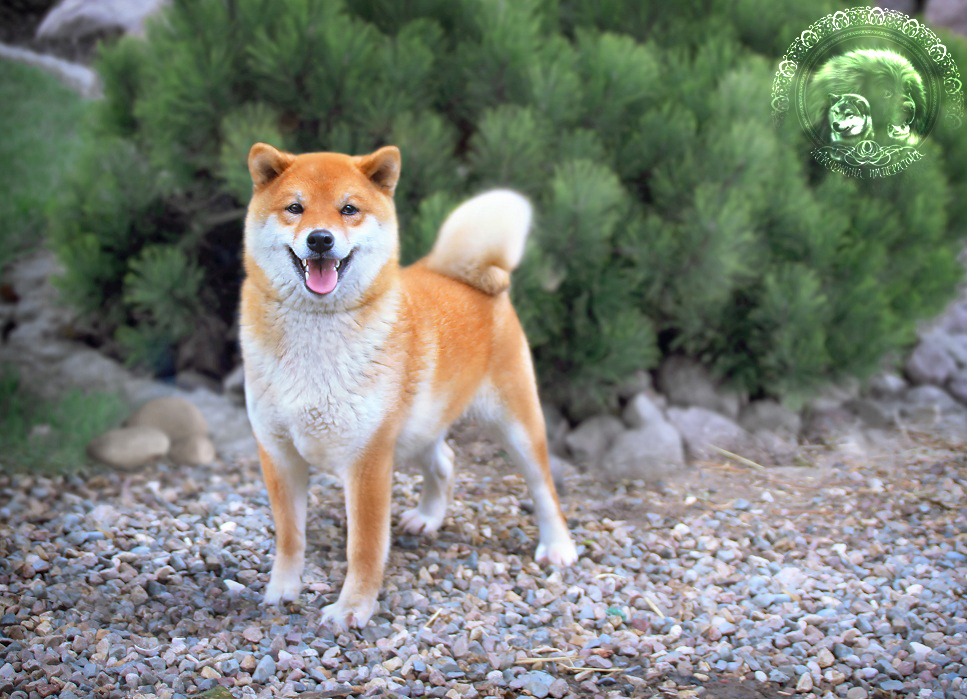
[321,425,396,629]
[258,441,309,605]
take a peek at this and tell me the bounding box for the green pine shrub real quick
[50,0,967,414]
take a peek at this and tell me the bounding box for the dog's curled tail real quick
[424,189,532,295]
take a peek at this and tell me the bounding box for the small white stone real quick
[910,641,931,660]
[796,672,813,692]
[224,579,245,594]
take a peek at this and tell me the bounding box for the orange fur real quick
[240,143,576,629]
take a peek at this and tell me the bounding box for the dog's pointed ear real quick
[356,146,401,196]
[248,143,294,188]
[827,93,839,104]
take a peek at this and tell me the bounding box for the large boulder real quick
[905,335,958,386]
[601,422,685,480]
[564,415,624,465]
[867,371,908,398]
[87,426,169,469]
[126,396,208,443]
[666,406,754,461]
[738,399,801,438]
[542,401,570,457]
[948,369,967,405]
[657,356,743,419]
[902,385,967,421]
[169,434,217,466]
[36,0,170,40]
[621,392,665,429]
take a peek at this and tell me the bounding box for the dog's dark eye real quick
[286,202,303,215]
[341,204,359,216]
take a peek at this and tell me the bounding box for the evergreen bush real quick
[50,0,967,413]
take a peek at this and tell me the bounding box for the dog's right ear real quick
[248,143,294,188]
[827,93,839,105]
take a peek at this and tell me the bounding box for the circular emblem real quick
[772,8,964,178]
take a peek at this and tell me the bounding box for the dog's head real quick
[828,93,872,136]
[854,50,926,144]
[243,144,401,309]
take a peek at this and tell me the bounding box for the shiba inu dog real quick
[239,143,577,628]
[828,93,874,146]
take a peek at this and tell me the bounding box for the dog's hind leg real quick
[481,351,577,566]
[400,435,454,535]
[258,441,309,605]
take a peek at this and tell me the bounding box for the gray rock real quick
[846,398,898,429]
[549,454,578,498]
[666,406,753,461]
[868,372,907,398]
[174,370,222,394]
[616,369,653,400]
[657,356,743,418]
[168,435,217,466]
[926,329,967,366]
[752,431,798,464]
[622,392,665,429]
[542,402,570,457]
[87,426,170,469]
[902,385,966,421]
[601,422,685,480]
[564,415,624,465]
[807,379,860,413]
[222,363,246,403]
[128,396,209,442]
[948,369,967,405]
[0,42,100,98]
[940,304,967,333]
[37,0,170,40]
[738,399,801,437]
[252,654,276,683]
[520,670,555,698]
[802,405,863,441]
[905,337,957,386]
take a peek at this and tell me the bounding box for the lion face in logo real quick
[827,93,873,145]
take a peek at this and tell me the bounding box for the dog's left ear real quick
[357,146,401,196]
[827,92,839,105]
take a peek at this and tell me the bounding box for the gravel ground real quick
[0,426,965,699]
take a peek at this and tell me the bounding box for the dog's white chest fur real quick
[242,302,401,469]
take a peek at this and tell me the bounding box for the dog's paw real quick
[263,571,302,605]
[399,507,445,535]
[321,596,378,630]
[536,537,578,567]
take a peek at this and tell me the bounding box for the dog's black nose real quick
[307,230,335,253]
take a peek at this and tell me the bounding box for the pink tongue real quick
[306,258,339,294]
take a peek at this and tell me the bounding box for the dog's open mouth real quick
[289,249,354,296]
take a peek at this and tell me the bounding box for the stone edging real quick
[0,41,101,97]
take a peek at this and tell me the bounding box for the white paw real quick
[399,507,445,535]
[263,570,302,605]
[536,537,578,567]
[321,596,378,630]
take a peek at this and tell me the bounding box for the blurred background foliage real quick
[42,0,967,415]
